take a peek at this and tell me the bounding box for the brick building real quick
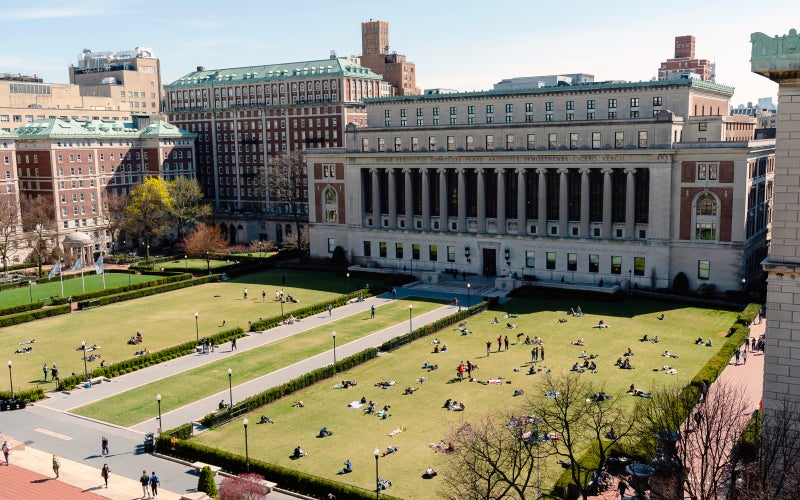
[359,19,420,96]
[658,35,714,81]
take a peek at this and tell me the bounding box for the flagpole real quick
[81,266,85,293]
[59,259,64,297]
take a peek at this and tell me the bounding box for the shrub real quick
[198,466,218,497]
[697,283,716,297]
[0,304,71,327]
[219,473,270,500]
[672,272,689,292]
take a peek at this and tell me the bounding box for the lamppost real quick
[156,394,162,434]
[28,280,33,303]
[7,360,12,400]
[332,331,337,366]
[628,269,632,290]
[227,368,233,413]
[346,272,350,293]
[280,298,285,318]
[467,283,471,309]
[185,254,188,271]
[374,447,381,499]
[243,418,250,472]
[408,305,413,334]
[81,340,88,380]
[206,251,210,274]
[146,244,150,261]
[194,312,200,343]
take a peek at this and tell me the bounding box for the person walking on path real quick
[466,360,473,379]
[497,335,503,352]
[734,348,741,365]
[328,304,333,316]
[486,341,491,357]
[243,287,248,300]
[392,287,397,299]
[42,363,48,381]
[140,470,150,498]
[231,336,237,350]
[52,454,60,478]
[371,305,376,319]
[504,335,509,351]
[531,348,536,363]
[743,349,748,364]
[51,363,58,382]
[457,362,465,381]
[262,290,266,302]
[101,436,109,456]
[149,471,160,498]
[540,346,545,361]
[101,464,110,488]
[2,440,10,465]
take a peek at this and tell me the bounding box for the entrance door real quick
[482,248,497,277]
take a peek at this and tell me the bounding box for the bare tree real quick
[100,193,129,253]
[182,223,228,274]
[0,194,20,274]
[21,195,57,277]
[524,374,638,500]
[167,177,211,240]
[637,381,749,500]
[442,414,546,499]
[261,151,308,253]
[248,239,275,258]
[218,473,271,500]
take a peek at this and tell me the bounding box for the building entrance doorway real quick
[482,248,497,277]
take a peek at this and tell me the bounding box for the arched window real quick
[323,186,338,223]
[694,192,719,241]
[696,193,716,216]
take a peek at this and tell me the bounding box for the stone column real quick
[537,168,547,233]
[387,169,397,229]
[580,168,590,237]
[404,168,413,230]
[476,169,486,233]
[421,168,430,230]
[602,168,613,238]
[558,168,568,236]
[751,29,800,411]
[371,168,381,225]
[438,168,448,231]
[496,168,506,235]
[457,168,466,232]
[625,168,636,238]
[517,168,526,235]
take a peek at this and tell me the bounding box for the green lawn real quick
[193,298,737,499]
[156,258,242,270]
[0,272,157,308]
[72,298,444,426]
[4,270,350,391]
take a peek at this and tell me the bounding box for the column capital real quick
[624,168,637,175]
[402,168,412,175]
[536,167,548,175]
[494,167,506,175]
[601,167,614,175]
[437,168,447,175]
[456,168,466,175]
[369,168,380,174]
[579,167,591,175]
[515,167,527,175]
[419,167,428,174]
[476,168,485,175]
[557,167,570,175]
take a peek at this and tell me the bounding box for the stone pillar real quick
[580,168,590,237]
[602,168,613,239]
[625,168,636,238]
[752,29,800,410]
[517,168,526,235]
[404,168,413,230]
[421,168,430,230]
[387,169,396,229]
[438,168,448,231]
[496,168,506,235]
[558,168,568,237]
[371,168,381,225]
[537,168,547,233]
[457,168,466,232]
[476,169,486,233]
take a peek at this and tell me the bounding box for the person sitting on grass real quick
[292,400,304,407]
[318,427,333,438]
[706,338,713,347]
[662,350,680,359]
[620,358,633,369]
[383,445,399,456]
[293,446,306,458]
[558,318,568,323]
[579,350,587,358]
[652,335,660,343]
[259,415,274,424]
[524,336,532,345]
[624,347,634,356]
[593,320,609,328]
[640,334,649,342]
[339,459,353,474]
[696,336,704,345]
[572,338,585,346]
[423,466,438,479]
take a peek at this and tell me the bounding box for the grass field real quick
[0,272,158,308]
[72,298,445,426]
[4,269,349,391]
[156,258,245,270]
[193,297,737,499]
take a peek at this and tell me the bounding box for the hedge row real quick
[551,303,759,497]
[75,274,218,309]
[249,289,373,332]
[0,304,71,328]
[0,387,45,402]
[57,327,246,391]
[52,273,192,305]
[378,302,487,352]
[0,301,44,317]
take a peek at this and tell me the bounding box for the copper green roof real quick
[13,118,194,140]
[165,57,382,89]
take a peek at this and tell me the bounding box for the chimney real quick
[196,66,205,72]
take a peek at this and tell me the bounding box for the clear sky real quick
[2,0,790,106]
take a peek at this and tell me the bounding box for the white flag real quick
[48,259,61,279]
[95,254,104,275]
[71,257,83,272]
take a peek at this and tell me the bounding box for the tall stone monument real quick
[751,29,800,412]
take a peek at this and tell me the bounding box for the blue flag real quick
[48,259,60,279]
[95,254,104,275]
[71,257,83,272]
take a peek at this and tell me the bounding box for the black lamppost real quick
[185,254,188,271]
[227,368,233,413]
[332,331,337,366]
[146,244,150,261]
[347,272,350,293]
[374,447,380,499]
[243,418,250,472]
[280,298,285,318]
[28,280,33,303]
[7,360,12,400]
[628,269,632,290]
[156,394,162,434]
[81,340,88,380]
[195,312,199,343]
[467,283,471,309]
[408,305,413,334]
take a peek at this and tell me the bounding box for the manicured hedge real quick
[0,304,71,327]
[57,327,246,391]
[52,273,192,305]
[249,289,373,332]
[0,301,45,316]
[0,387,45,402]
[75,274,218,309]
[378,301,487,352]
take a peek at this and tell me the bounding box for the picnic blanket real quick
[348,400,364,409]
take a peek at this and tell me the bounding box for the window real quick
[709,164,718,180]
[447,136,455,151]
[447,245,455,262]
[567,253,577,271]
[698,122,707,131]
[429,136,436,151]
[450,106,457,116]
[412,244,421,260]
[630,110,639,118]
[362,138,369,152]
[506,134,515,150]
[589,254,599,272]
[697,164,707,180]
[432,107,440,117]
[545,102,553,111]
[587,112,595,120]
[546,252,556,270]
[696,222,717,240]
[608,99,617,108]
[608,112,617,119]
[525,103,532,112]
[395,137,402,152]
[467,106,475,114]
[429,245,438,261]
[395,243,403,259]
[411,137,419,152]
[526,250,535,268]
[592,132,601,149]
[566,101,574,110]
[363,241,371,257]
[611,256,622,274]
[486,104,494,114]
[545,113,553,122]
[630,98,639,107]
[527,134,535,150]
[323,187,338,223]
[548,133,557,149]
[379,242,387,258]
[615,132,624,148]
[569,133,578,149]
[653,96,662,106]
[587,100,595,110]
[505,104,513,113]
[634,257,645,276]
[486,135,494,150]
[327,238,336,253]
[638,131,648,148]
[466,135,474,151]
[698,260,710,280]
